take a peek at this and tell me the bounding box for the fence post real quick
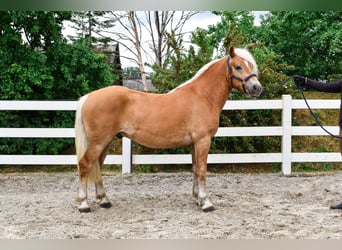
[122,137,132,174]
[281,95,292,175]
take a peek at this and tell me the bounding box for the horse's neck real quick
[190,59,230,113]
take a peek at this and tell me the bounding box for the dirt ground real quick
[1,171,342,239]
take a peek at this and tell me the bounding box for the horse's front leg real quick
[191,145,199,199]
[193,138,215,212]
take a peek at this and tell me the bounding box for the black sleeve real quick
[306,79,342,93]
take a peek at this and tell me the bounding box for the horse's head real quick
[227,46,262,97]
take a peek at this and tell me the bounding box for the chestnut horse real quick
[75,46,262,213]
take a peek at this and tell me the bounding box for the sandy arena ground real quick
[1,172,342,239]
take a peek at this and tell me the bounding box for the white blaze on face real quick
[234,48,258,77]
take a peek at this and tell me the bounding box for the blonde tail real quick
[75,94,101,184]
[75,94,89,164]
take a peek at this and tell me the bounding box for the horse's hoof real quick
[99,202,112,209]
[330,202,342,210]
[202,206,216,212]
[79,207,91,213]
[201,199,215,212]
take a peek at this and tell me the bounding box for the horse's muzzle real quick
[244,81,263,97]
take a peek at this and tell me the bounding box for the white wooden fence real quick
[0,95,341,175]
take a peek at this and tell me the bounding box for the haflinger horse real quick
[75,45,262,213]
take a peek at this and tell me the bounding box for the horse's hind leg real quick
[77,149,99,212]
[95,144,112,208]
[77,143,108,212]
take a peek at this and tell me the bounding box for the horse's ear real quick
[229,46,236,58]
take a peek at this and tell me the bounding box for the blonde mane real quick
[234,48,258,76]
[170,48,257,93]
[169,58,221,93]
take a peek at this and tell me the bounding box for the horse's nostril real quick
[253,84,260,91]
[251,83,262,97]
[253,84,262,92]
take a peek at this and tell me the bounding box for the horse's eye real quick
[235,65,242,71]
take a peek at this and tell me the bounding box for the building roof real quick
[123,79,156,92]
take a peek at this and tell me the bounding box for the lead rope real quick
[258,76,294,99]
[299,88,342,140]
[259,75,342,140]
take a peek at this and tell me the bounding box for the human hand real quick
[293,75,307,90]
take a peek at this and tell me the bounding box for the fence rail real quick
[0,95,341,175]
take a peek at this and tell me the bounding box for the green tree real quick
[150,29,213,93]
[0,11,115,155]
[195,11,257,56]
[68,11,112,45]
[258,11,342,80]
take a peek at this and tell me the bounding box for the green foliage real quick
[210,11,257,55]
[69,11,114,45]
[0,11,116,155]
[150,30,213,93]
[249,44,295,98]
[258,11,342,80]
[46,39,115,99]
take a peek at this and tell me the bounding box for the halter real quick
[227,56,257,84]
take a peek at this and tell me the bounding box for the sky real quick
[62,11,269,70]
[184,11,267,30]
